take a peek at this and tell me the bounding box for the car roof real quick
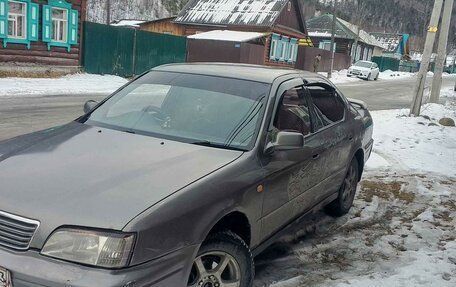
[153,63,317,84]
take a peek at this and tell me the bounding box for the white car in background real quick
[347,60,380,81]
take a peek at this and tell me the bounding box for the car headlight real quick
[41,228,135,268]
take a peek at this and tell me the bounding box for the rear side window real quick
[307,86,345,128]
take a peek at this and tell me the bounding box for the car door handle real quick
[312,154,320,160]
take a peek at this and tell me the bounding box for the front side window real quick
[86,72,270,150]
[273,87,312,137]
[52,8,67,43]
[7,0,26,39]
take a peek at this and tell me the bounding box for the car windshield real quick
[354,61,373,68]
[84,71,270,151]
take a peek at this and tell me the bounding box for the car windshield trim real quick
[84,120,249,152]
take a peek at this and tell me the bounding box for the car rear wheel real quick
[325,158,359,217]
[188,230,254,287]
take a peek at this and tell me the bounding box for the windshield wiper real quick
[190,141,247,152]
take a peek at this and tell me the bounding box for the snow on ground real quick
[0,73,128,98]
[322,70,415,85]
[254,98,456,287]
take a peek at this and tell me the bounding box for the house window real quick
[287,39,298,63]
[52,8,68,43]
[269,33,280,60]
[280,41,287,60]
[270,39,277,58]
[7,0,26,39]
[319,41,335,52]
[42,0,79,52]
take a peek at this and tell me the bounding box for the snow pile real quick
[379,69,414,80]
[320,70,362,84]
[441,87,456,98]
[0,73,128,97]
[367,102,456,175]
[255,100,456,287]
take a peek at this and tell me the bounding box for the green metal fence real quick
[372,56,400,72]
[399,61,419,73]
[83,22,187,77]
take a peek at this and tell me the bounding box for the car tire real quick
[187,230,254,287]
[374,74,378,81]
[366,73,371,81]
[325,158,359,217]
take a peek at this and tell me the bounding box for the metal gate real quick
[83,22,187,77]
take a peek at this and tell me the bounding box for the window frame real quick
[304,81,347,133]
[272,86,314,137]
[269,33,280,61]
[42,0,78,52]
[7,0,27,39]
[51,6,68,43]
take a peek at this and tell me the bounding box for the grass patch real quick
[434,211,453,223]
[442,200,456,212]
[360,180,414,203]
[0,69,70,78]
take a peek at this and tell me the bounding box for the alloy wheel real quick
[188,251,242,287]
[341,164,358,209]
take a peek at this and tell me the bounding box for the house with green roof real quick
[306,14,385,63]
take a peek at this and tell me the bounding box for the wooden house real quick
[140,16,184,36]
[307,14,385,63]
[0,0,86,66]
[141,0,311,68]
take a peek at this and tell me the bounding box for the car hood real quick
[0,122,242,247]
[349,66,371,72]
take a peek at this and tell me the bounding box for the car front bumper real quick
[347,71,369,79]
[0,244,198,287]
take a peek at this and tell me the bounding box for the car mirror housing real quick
[84,100,98,114]
[265,131,304,154]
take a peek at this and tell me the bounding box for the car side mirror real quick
[265,131,304,154]
[83,100,98,114]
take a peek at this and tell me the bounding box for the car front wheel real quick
[188,230,254,287]
[326,157,359,217]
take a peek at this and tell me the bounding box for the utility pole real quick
[106,0,111,25]
[328,1,336,79]
[430,0,454,103]
[410,0,444,116]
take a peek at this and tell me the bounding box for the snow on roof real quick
[188,30,266,42]
[337,18,385,49]
[110,20,146,28]
[175,0,288,27]
[370,33,403,53]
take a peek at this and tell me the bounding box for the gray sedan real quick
[0,63,373,287]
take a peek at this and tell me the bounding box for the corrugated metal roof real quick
[175,0,288,27]
[370,33,403,53]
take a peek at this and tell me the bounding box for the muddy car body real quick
[0,63,373,287]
